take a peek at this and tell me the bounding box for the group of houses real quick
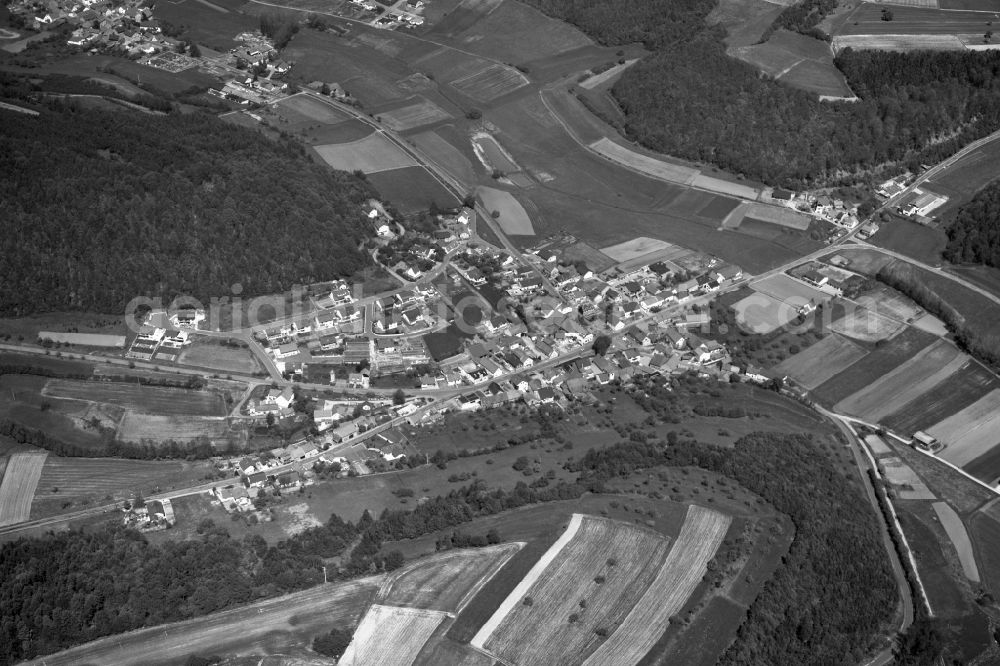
[9,0,165,52]
[125,323,190,362]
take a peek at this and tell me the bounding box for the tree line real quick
[944,179,1000,268]
[525,0,1000,187]
[0,101,375,316]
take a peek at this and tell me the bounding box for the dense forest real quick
[0,376,901,665]
[525,0,1000,186]
[0,103,374,316]
[944,180,1000,267]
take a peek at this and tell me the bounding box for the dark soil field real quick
[869,219,946,267]
[964,445,1000,485]
[366,165,459,213]
[0,352,94,376]
[969,511,1000,599]
[811,326,937,406]
[939,0,1000,8]
[882,361,1000,435]
[948,264,1000,301]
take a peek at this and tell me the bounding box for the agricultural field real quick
[472,134,521,173]
[411,129,479,184]
[811,325,937,405]
[886,436,994,513]
[341,604,448,666]
[441,0,593,62]
[32,456,207,501]
[599,237,674,263]
[312,133,417,173]
[868,220,946,266]
[708,0,787,47]
[730,29,853,98]
[969,511,1000,601]
[828,307,906,342]
[177,339,260,374]
[379,543,522,612]
[926,137,1000,220]
[588,137,698,185]
[855,285,922,322]
[832,34,966,51]
[834,340,967,422]
[733,291,799,334]
[881,456,936,500]
[931,389,1000,468]
[882,360,1000,435]
[0,452,47,527]
[273,94,351,125]
[117,413,232,443]
[42,379,226,416]
[835,4,998,38]
[148,0,256,51]
[477,186,535,235]
[933,501,981,582]
[773,333,867,389]
[378,97,453,132]
[472,514,672,665]
[368,165,460,213]
[752,273,829,304]
[740,203,812,230]
[450,62,529,102]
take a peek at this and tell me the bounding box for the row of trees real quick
[0,100,375,316]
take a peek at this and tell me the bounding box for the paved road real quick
[25,576,383,666]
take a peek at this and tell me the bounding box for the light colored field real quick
[690,174,761,199]
[933,389,1000,467]
[313,133,418,174]
[829,308,906,342]
[472,134,520,173]
[579,59,639,90]
[879,0,938,6]
[477,186,535,235]
[600,237,673,262]
[734,292,800,334]
[773,333,867,389]
[832,34,965,51]
[450,63,528,102]
[753,273,829,304]
[589,138,699,185]
[379,542,522,612]
[274,94,349,124]
[43,379,225,416]
[178,342,259,374]
[118,413,230,442]
[0,452,47,526]
[743,203,812,229]
[865,434,892,456]
[582,505,731,666]
[379,97,452,131]
[882,457,935,500]
[835,340,966,422]
[933,501,980,581]
[34,456,197,498]
[475,514,675,666]
[911,313,949,336]
[341,604,447,666]
[856,287,921,322]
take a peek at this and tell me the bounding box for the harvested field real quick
[865,434,892,456]
[581,505,731,666]
[856,286,922,322]
[733,292,799,334]
[415,637,494,666]
[472,134,520,173]
[588,138,699,185]
[599,237,673,263]
[0,451,47,526]
[832,34,965,51]
[411,129,477,183]
[379,97,452,132]
[697,195,742,221]
[836,4,997,37]
[32,456,201,500]
[43,379,225,416]
[940,0,1000,8]
[773,333,867,389]
[117,413,230,442]
[579,60,638,90]
[933,389,1000,468]
[883,361,1000,435]
[752,273,828,303]
[837,340,967,422]
[274,94,350,124]
[742,203,811,230]
[473,514,674,666]
[812,326,937,405]
[379,543,522,612]
[829,307,906,342]
[313,133,417,174]
[341,604,447,666]
[450,63,528,102]
[690,174,760,200]
[448,0,593,62]
[933,501,980,582]
[178,340,259,374]
[368,165,460,213]
[477,186,535,235]
[882,457,936,500]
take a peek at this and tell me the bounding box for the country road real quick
[24,576,384,666]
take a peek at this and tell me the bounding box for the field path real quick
[0,452,48,527]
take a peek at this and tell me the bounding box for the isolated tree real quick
[393,388,406,405]
[880,8,893,20]
[189,42,201,57]
[265,413,276,428]
[592,334,612,356]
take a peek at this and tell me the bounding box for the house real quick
[274,471,299,488]
[170,309,205,328]
[274,342,299,359]
[680,312,710,329]
[626,328,652,347]
[419,374,438,389]
[402,308,423,326]
[245,471,267,488]
[459,392,482,411]
[332,421,359,442]
[315,310,338,331]
[772,188,794,201]
[662,326,686,349]
[348,373,370,389]
[264,387,295,410]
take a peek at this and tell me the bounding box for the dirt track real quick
[26,577,384,666]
